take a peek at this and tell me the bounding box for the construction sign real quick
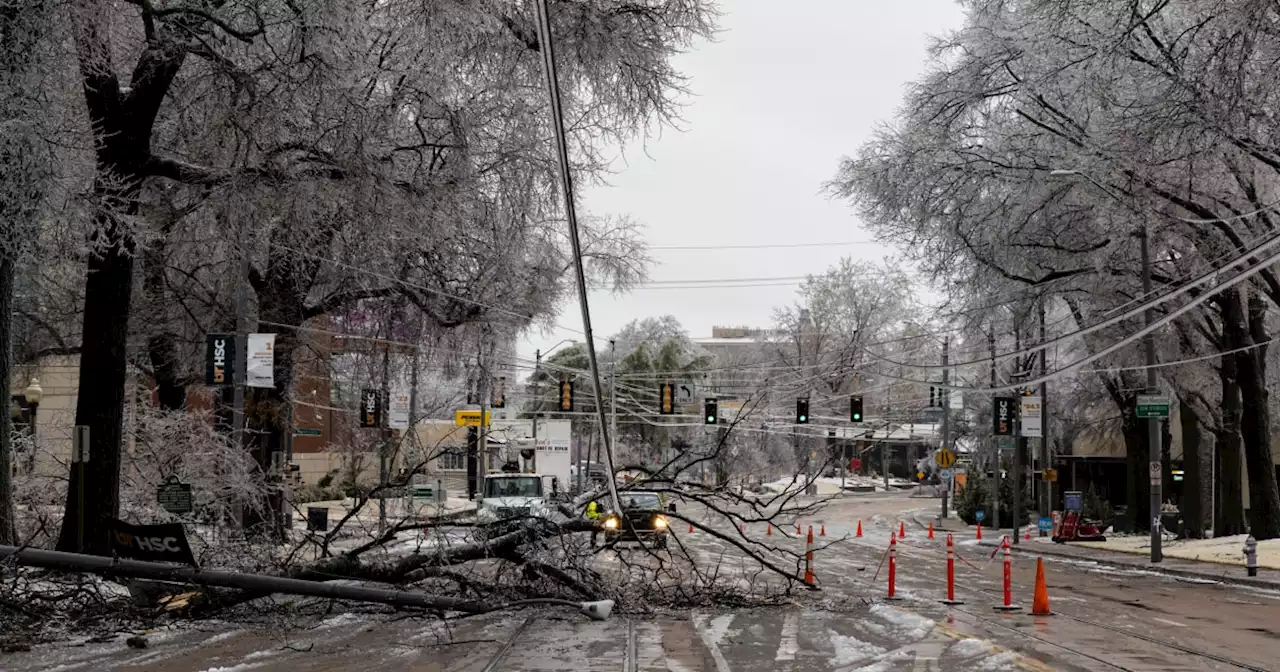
[454,409,492,427]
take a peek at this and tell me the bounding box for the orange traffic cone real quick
[767,524,773,536]
[899,520,906,537]
[928,521,935,539]
[856,520,863,537]
[1032,557,1052,616]
[739,523,745,534]
[1024,527,1032,542]
[976,524,983,540]
[820,524,826,537]
[688,522,694,534]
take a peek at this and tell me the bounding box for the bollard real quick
[993,536,1021,612]
[856,520,863,538]
[886,532,903,601]
[941,533,963,605]
[767,524,772,537]
[688,522,694,534]
[820,524,826,537]
[976,523,982,541]
[1245,535,1258,577]
[739,523,745,534]
[899,520,907,538]
[804,525,816,585]
[1024,527,1032,542]
[928,521,935,540]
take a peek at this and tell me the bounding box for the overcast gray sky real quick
[519,1,967,363]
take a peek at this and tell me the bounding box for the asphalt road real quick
[6,492,1279,671]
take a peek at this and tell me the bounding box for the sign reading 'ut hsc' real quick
[108,519,197,566]
[993,396,1018,436]
[204,334,235,386]
[360,388,383,428]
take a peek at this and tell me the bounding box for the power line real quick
[647,240,880,251]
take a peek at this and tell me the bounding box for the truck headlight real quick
[603,517,619,530]
[654,516,667,529]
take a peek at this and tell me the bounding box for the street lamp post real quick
[23,378,42,474]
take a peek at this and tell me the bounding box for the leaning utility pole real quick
[1140,226,1163,563]
[940,336,951,519]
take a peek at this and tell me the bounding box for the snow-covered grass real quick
[1075,533,1280,569]
[760,475,914,496]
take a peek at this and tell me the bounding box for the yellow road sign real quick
[935,448,957,468]
[454,410,492,427]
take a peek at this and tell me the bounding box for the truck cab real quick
[475,473,553,534]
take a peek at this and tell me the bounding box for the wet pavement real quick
[5,493,1280,671]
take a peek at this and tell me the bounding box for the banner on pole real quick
[204,334,235,386]
[388,391,410,429]
[246,333,276,388]
[1020,396,1043,437]
[993,397,1017,436]
[360,389,383,428]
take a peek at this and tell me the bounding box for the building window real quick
[437,449,466,471]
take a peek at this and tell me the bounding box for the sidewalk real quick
[914,509,1280,591]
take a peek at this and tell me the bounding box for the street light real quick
[23,378,42,474]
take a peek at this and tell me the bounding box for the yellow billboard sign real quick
[454,410,492,427]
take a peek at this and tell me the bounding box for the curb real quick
[910,511,1280,591]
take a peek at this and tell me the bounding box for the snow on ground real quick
[760,475,914,495]
[948,637,993,658]
[1075,533,1280,569]
[826,629,886,667]
[868,604,935,640]
[977,650,1020,671]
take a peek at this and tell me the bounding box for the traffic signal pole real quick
[940,337,950,520]
[1141,226,1163,563]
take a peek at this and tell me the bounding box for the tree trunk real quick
[1216,292,1247,536]
[1120,409,1148,533]
[0,253,15,545]
[1238,292,1280,539]
[142,233,185,411]
[1179,397,1205,538]
[57,2,188,553]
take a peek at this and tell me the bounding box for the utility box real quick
[307,506,329,532]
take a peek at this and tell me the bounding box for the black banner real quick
[360,388,382,428]
[993,396,1017,436]
[108,519,196,566]
[205,334,235,386]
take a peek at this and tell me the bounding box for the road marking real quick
[691,612,732,672]
[1152,617,1188,627]
[481,615,533,672]
[625,619,638,672]
[774,610,798,661]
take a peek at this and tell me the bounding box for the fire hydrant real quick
[1244,535,1258,577]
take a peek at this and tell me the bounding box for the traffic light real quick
[559,379,573,412]
[704,398,718,425]
[796,397,809,424]
[929,386,937,407]
[850,395,863,422]
[659,382,675,415]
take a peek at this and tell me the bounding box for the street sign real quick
[1043,468,1058,482]
[1038,516,1054,531]
[108,518,196,565]
[1148,460,1162,484]
[935,448,957,468]
[294,427,322,437]
[156,475,193,515]
[454,409,492,427]
[975,510,986,522]
[940,468,954,480]
[675,383,696,403]
[849,457,862,471]
[997,436,1015,451]
[1136,395,1171,419]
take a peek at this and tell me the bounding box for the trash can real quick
[307,506,329,532]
